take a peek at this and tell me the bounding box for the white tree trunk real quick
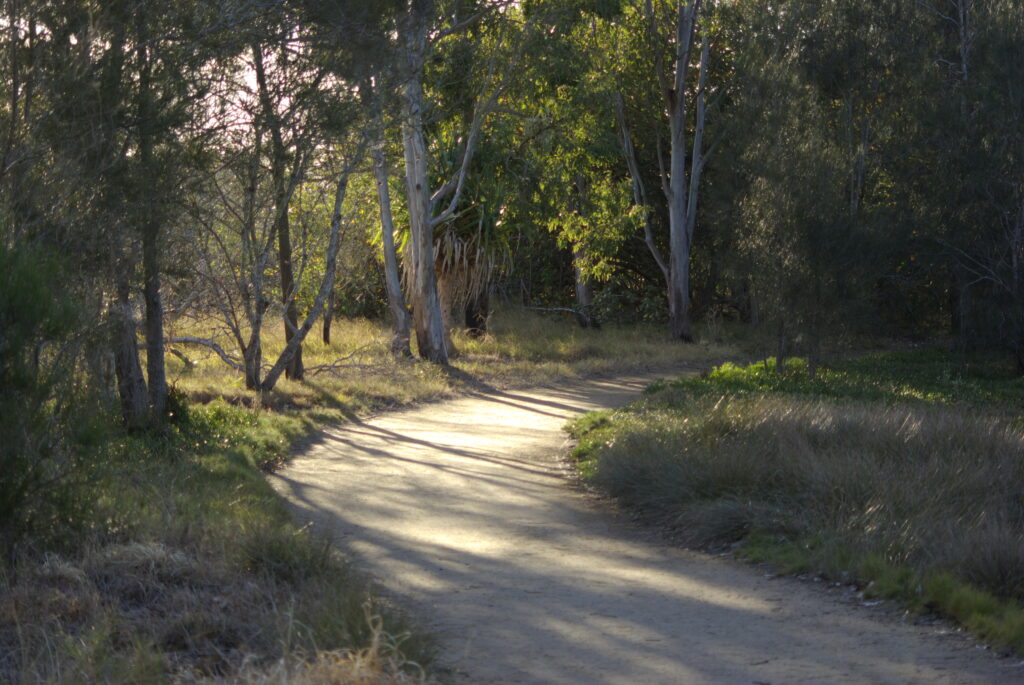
[399,3,449,364]
[372,110,412,357]
[665,0,703,342]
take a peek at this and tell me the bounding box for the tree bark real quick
[322,287,335,345]
[113,278,148,429]
[573,248,598,329]
[141,225,167,419]
[371,98,412,356]
[277,205,303,379]
[400,3,448,364]
[662,0,703,342]
[136,26,167,422]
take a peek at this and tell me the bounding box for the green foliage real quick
[0,245,81,556]
[660,350,1024,408]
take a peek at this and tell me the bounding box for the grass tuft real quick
[0,399,434,684]
[569,349,1024,653]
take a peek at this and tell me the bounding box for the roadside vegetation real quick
[0,395,434,684]
[166,309,736,410]
[569,349,1024,652]
[1,307,733,684]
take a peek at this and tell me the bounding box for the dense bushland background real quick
[2,0,1022,680]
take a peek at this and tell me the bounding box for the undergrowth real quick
[5,308,732,683]
[0,400,434,684]
[569,349,1024,653]
[166,309,736,409]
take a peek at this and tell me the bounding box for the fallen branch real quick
[167,347,199,369]
[305,345,378,377]
[524,306,600,329]
[524,306,584,316]
[166,336,244,371]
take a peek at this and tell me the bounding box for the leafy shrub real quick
[0,245,80,557]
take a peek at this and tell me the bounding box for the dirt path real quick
[270,371,1021,684]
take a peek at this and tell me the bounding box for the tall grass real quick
[166,309,737,411]
[570,352,1024,651]
[0,401,434,684]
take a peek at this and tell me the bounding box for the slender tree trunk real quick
[322,288,335,345]
[667,106,694,343]
[113,278,148,428]
[136,33,166,422]
[664,0,702,342]
[244,341,262,390]
[616,91,669,286]
[400,5,448,364]
[277,207,303,379]
[243,292,265,391]
[573,248,597,329]
[141,225,167,418]
[371,102,412,356]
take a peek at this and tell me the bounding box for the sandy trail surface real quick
[270,371,1021,684]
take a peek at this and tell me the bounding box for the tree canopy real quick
[2,0,1022,426]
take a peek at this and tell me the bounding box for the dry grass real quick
[1,536,433,684]
[570,356,1024,650]
[166,309,737,413]
[165,318,451,413]
[579,394,1024,566]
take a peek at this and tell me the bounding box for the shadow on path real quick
[269,371,1015,685]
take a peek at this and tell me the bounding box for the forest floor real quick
[269,368,1020,684]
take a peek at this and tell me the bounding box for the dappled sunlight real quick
[269,372,1013,684]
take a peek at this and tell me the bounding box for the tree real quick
[394,0,517,364]
[610,0,715,340]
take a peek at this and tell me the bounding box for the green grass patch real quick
[651,348,1024,409]
[569,348,1024,653]
[1,400,434,683]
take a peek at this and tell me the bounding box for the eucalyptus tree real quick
[393,0,522,364]
[366,78,413,356]
[509,0,641,327]
[186,3,378,392]
[612,0,714,341]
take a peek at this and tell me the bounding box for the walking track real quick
[269,371,1021,684]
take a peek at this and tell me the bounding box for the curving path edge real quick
[269,371,1021,684]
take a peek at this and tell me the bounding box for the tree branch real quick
[165,337,244,371]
